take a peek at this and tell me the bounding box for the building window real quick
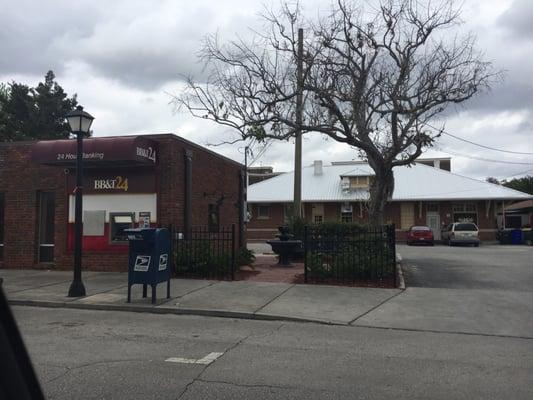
[257,205,270,219]
[312,203,324,224]
[349,176,373,189]
[38,192,55,263]
[341,212,352,223]
[400,203,415,229]
[110,213,134,243]
[340,203,353,223]
[453,203,478,224]
[0,193,4,261]
[208,204,219,232]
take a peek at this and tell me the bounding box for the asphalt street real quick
[398,244,533,290]
[13,306,533,400]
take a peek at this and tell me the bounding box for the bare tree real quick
[175,0,500,225]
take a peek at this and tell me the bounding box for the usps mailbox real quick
[125,228,171,304]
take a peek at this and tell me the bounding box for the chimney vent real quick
[313,160,323,175]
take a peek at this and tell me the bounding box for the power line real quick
[502,168,533,180]
[424,122,533,155]
[435,147,533,165]
[249,140,274,166]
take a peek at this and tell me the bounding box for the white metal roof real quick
[248,162,533,203]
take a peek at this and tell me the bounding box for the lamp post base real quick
[67,280,86,297]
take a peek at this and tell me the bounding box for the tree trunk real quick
[368,167,394,226]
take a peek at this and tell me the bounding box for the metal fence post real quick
[390,224,397,287]
[168,224,174,276]
[304,225,308,283]
[231,224,236,281]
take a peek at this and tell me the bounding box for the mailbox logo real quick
[159,254,168,271]
[134,255,151,272]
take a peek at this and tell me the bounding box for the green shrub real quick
[236,247,256,266]
[305,252,332,278]
[287,215,306,240]
[303,224,395,281]
[175,240,234,276]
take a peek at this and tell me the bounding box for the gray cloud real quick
[0,0,255,89]
[497,0,533,40]
[0,0,100,77]
[1,0,532,182]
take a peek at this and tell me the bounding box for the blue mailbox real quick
[125,228,171,304]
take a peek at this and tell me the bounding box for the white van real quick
[441,223,480,246]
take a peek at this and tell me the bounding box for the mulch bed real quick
[233,254,397,288]
[174,254,397,288]
[294,275,396,288]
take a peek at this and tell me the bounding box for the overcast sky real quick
[1,0,533,180]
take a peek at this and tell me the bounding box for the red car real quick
[406,225,434,246]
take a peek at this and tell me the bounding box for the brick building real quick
[247,159,532,242]
[0,134,244,271]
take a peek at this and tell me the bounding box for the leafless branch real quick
[171,0,501,224]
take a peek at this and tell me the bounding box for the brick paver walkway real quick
[237,254,304,283]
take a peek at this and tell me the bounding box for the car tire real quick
[474,243,479,247]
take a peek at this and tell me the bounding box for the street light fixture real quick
[65,105,94,297]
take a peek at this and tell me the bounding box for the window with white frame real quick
[452,203,478,224]
[314,215,323,224]
[340,203,353,223]
[349,176,373,189]
[312,203,324,224]
[38,191,55,263]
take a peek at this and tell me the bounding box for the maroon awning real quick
[31,136,158,167]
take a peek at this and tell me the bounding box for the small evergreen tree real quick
[0,70,78,141]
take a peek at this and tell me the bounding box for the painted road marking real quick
[165,352,224,365]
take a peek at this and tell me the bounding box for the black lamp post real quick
[65,105,94,297]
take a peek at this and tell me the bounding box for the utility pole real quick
[293,28,304,218]
[238,146,249,250]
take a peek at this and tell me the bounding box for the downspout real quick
[184,149,193,238]
[502,200,506,230]
[238,168,245,250]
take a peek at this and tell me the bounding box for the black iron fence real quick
[304,224,396,286]
[171,225,236,280]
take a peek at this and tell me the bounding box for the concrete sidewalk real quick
[1,269,400,325]
[3,268,533,338]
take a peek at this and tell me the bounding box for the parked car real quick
[406,225,434,246]
[441,222,480,246]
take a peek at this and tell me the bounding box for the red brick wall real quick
[0,135,243,272]
[0,143,66,269]
[246,203,284,241]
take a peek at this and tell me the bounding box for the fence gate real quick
[171,225,236,280]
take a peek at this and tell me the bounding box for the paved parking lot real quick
[355,243,533,338]
[398,243,533,291]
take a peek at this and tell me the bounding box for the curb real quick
[7,299,345,326]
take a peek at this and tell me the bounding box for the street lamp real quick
[65,105,94,297]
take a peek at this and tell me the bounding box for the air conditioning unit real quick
[341,202,353,213]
